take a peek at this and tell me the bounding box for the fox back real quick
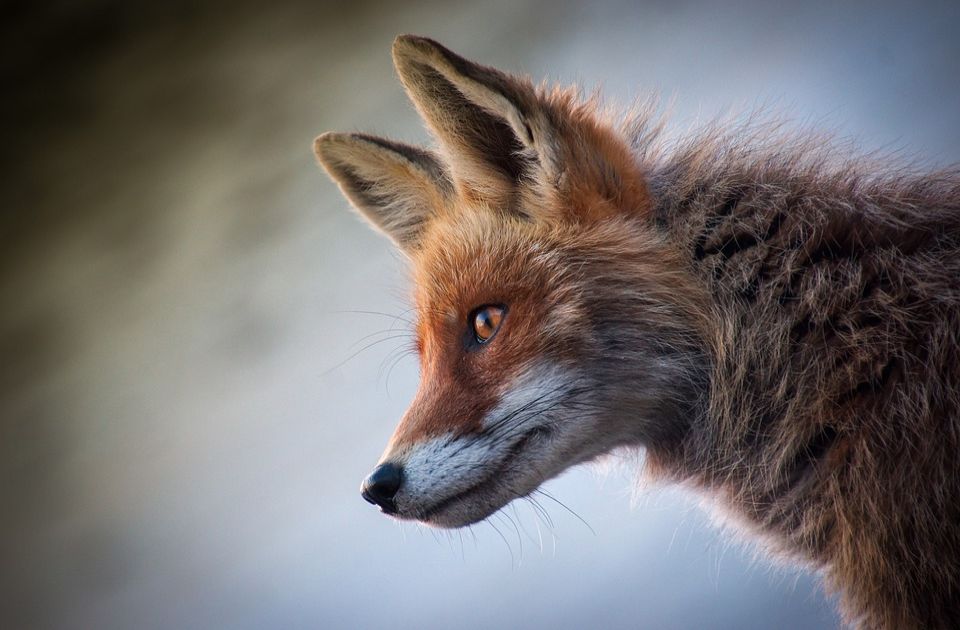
[315,36,960,629]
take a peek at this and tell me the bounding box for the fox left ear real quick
[314,132,452,252]
[392,35,650,220]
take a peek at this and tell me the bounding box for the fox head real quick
[315,36,708,528]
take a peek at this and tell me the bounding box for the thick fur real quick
[315,36,960,629]
[650,124,960,628]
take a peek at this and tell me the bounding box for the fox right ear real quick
[314,132,451,252]
[392,35,650,221]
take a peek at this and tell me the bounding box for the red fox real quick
[314,35,960,629]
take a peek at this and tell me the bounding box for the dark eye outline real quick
[467,304,507,348]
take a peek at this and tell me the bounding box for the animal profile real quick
[314,35,960,628]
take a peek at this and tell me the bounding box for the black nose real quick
[361,462,403,512]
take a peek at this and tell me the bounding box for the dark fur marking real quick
[780,424,841,494]
[835,357,899,408]
[693,188,746,261]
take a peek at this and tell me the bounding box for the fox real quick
[314,35,960,629]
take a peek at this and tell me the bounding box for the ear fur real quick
[392,35,650,220]
[313,132,451,251]
[392,35,549,202]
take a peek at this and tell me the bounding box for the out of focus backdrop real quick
[3,1,958,628]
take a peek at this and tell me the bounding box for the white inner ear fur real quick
[421,55,560,179]
[313,133,448,251]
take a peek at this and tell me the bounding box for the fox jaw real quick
[315,36,706,528]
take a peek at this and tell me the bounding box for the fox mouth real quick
[414,426,553,527]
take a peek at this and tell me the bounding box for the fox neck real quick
[648,174,860,561]
[648,151,960,627]
[549,214,715,464]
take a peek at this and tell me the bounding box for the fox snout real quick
[354,361,572,527]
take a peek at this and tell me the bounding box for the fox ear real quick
[314,132,451,251]
[392,35,549,202]
[392,35,649,219]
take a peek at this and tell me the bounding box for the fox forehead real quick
[410,205,569,310]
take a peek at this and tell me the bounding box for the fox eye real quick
[471,305,506,344]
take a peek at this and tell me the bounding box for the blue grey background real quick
[3,1,958,628]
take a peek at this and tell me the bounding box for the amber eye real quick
[471,305,506,344]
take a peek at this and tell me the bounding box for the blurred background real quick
[3,1,958,628]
